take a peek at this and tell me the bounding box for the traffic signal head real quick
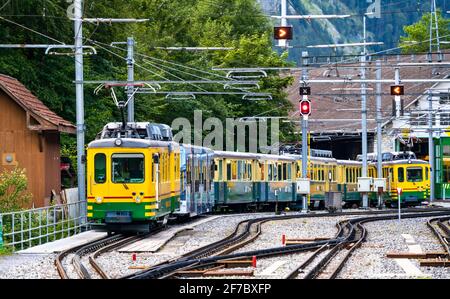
[390,85,404,96]
[300,100,311,116]
[274,26,293,40]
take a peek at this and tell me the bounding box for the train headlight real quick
[96,197,103,204]
[114,138,123,146]
[135,196,141,204]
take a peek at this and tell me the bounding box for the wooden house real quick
[0,74,75,208]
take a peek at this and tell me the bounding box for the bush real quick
[0,168,32,212]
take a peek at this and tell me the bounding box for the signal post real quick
[299,52,311,213]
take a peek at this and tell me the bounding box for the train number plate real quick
[105,211,132,223]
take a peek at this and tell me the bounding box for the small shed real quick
[0,74,75,208]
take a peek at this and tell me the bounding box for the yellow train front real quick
[86,136,181,232]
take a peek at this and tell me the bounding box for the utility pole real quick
[428,89,435,203]
[74,0,86,218]
[279,0,288,49]
[126,37,135,123]
[376,60,383,208]
[394,68,401,118]
[301,51,309,213]
[361,50,369,209]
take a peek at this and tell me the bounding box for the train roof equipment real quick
[97,122,173,141]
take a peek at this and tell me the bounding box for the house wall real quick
[0,90,60,208]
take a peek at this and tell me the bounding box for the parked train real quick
[86,122,431,231]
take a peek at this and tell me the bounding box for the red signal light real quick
[300,100,311,116]
[274,26,293,40]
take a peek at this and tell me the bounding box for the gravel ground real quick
[339,217,450,279]
[1,210,448,279]
[0,254,59,279]
[96,212,280,278]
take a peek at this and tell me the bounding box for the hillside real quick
[258,0,449,62]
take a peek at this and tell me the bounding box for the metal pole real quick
[363,14,367,58]
[361,51,368,209]
[428,90,435,203]
[398,190,401,222]
[394,68,401,118]
[376,60,383,208]
[279,0,288,48]
[127,37,135,123]
[74,0,86,220]
[301,52,309,213]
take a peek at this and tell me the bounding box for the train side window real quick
[425,167,429,180]
[398,167,405,182]
[232,161,237,181]
[226,161,232,181]
[218,160,223,181]
[94,153,106,184]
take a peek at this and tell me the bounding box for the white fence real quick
[0,199,89,251]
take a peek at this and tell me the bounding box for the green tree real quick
[400,11,450,53]
[0,0,294,155]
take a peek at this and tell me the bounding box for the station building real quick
[286,53,450,198]
[0,74,75,207]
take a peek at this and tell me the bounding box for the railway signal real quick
[299,99,311,116]
[274,26,293,40]
[390,85,405,96]
[299,86,311,96]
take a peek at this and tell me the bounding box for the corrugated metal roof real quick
[0,74,75,133]
[287,53,450,133]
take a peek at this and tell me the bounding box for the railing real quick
[0,200,90,252]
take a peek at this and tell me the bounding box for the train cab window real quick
[112,153,144,183]
[407,167,423,182]
[398,167,405,183]
[94,153,106,183]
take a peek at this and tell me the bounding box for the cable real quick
[0,0,11,12]
[0,16,65,44]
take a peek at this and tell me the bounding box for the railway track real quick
[427,216,450,256]
[56,227,164,279]
[55,234,126,279]
[126,208,450,279]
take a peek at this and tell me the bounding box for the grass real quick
[0,247,13,256]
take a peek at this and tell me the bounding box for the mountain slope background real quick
[258,0,449,63]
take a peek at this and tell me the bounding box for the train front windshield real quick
[112,153,145,183]
[406,167,423,182]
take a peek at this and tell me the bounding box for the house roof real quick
[286,53,450,134]
[0,74,75,134]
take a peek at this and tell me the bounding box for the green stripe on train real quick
[89,196,179,221]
